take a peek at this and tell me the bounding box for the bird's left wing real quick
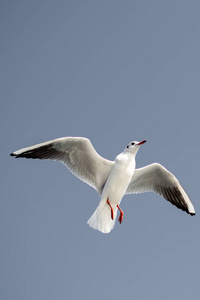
[10,137,114,194]
[126,163,195,215]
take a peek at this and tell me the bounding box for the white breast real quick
[101,153,136,206]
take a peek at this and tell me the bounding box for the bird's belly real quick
[101,168,133,206]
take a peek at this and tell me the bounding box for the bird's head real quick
[124,140,147,155]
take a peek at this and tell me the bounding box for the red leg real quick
[117,204,124,224]
[107,198,114,220]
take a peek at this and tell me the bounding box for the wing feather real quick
[126,163,195,215]
[10,137,114,194]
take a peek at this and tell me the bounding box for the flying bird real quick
[10,137,195,233]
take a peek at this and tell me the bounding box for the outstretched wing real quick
[126,163,195,215]
[11,137,114,194]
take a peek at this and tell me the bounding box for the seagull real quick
[10,137,195,233]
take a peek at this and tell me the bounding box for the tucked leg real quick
[117,204,124,224]
[107,198,114,220]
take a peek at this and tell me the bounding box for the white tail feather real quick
[87,202,118,234]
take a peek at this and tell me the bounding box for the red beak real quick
[137,140,147,145]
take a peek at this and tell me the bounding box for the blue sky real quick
[1,1,200,299]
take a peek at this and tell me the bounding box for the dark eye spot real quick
[126,145,129,148]
[131,142,135,145]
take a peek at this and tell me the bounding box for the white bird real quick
[10,137,195,234]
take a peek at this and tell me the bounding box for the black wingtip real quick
[190,212,195,216]
[10,152,16,157]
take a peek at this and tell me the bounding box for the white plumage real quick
[11,137,195,234]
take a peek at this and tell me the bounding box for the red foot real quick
[117,204,124,224]
[107,198,114,220]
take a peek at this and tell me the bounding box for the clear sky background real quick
[1,1,200,299]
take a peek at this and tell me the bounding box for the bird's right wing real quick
[10,137,114,194]
[126,163,195,215]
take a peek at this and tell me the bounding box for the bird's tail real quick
[87,200,118,234]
